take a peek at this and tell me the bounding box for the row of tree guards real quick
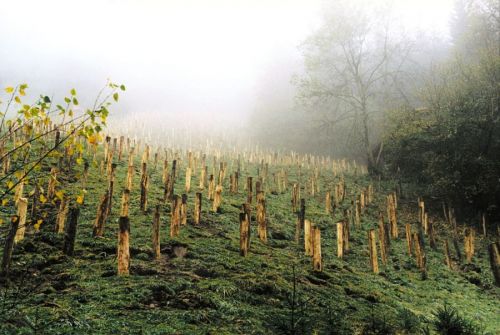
[1,133,499,287]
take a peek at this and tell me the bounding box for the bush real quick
[432,304,483,335]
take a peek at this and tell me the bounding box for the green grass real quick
[1,148,498,334]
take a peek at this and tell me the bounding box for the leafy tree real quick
[384,0,499,215]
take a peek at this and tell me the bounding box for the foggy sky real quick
[0,0,454,136]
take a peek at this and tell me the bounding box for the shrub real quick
[432,304,483,335]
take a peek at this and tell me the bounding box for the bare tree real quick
[295,1,413,172]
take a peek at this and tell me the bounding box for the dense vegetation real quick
[384,0,499,217]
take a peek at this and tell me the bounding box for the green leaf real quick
[64,97,71,103]
[101,106,109,118]
[120,84,126,91]
[113,92,119,102]
[72,97,79,105]
[70,88,76,96]
[43,96,51,103]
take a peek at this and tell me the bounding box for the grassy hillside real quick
[1,146,498,335]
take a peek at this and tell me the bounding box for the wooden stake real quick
[199,165,207,190]
[303,219,312,256]
[212,185,223,212]
[14,197,28,242]
[194,192,202,224]
[117,216,130,275]
[185,167,192,193]
[312,227,322,272]
[118,136,124,161]
[164,173,173,202]
[355,199,361,227]
[121,189,130,217]
[464,228,474,263]
[239,212,250,257]
[126,160,134,191]
[242,203,251,249]
[140,162,149,212]
[387,194,398,239]
[405,223,413,256]
[208,174,215,200]
[181,194,188,225]
[246,176,253,204]
[343,219,350,253]
[107,163,117,215]
[93,191,109,237]
[63,207,80,256]
[368,229,379,274]
[1,216,19,276]
[170,195,180,237]
[325,191,331,214]
[291,183,298,212]
[378,216,387,265]
[337,221,344,259]
[55,197,69,234]
[488,243,500,287]
[257,192,267,242]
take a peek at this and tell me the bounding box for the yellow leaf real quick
[76,194,84,205]
[39,194,47,203]
[19,88,25,96]
[0,218,3,225]
[7,181,14,190]
[2,198,9,206]
[14,96,21,103]
[14,170,24,180]
[76,157,84,165]
[5,87,14,94]
[34,219,43,231]
[55,190,64,201]
[88,134,98,145]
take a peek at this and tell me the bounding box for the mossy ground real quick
[0,149,498,334]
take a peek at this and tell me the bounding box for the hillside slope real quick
[1,146,498,335]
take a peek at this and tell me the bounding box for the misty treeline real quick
[252,0,499,217]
